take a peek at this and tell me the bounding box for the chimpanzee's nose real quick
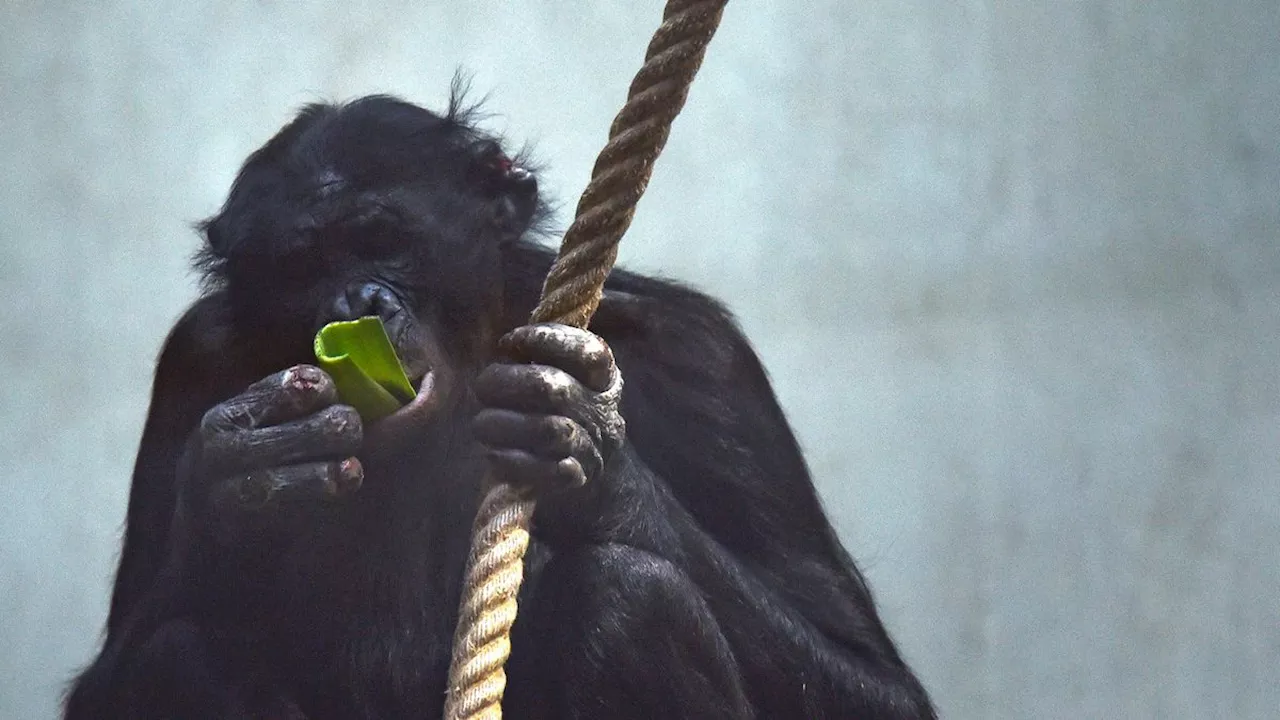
[320,282,431,384]
[323,282,409,339]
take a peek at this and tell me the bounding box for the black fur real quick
[66,92,933,719]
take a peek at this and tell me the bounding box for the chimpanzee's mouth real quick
[316,295,446,447]
[407,371,427,394]
[399,368,437,415]
[391,358,437,416]
[364,365,442,448]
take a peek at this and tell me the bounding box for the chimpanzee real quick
[65,90,934,719]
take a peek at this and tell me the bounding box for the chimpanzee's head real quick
[197,92,547,441]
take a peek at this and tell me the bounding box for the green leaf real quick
[313,316,415,421]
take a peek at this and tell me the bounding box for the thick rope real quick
[442,2,729,718]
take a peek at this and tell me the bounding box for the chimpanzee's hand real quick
[183,365,364,526]
[473,323,625,494]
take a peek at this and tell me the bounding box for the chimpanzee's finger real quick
[211,457,364,510]
[472,408,595,461]
[203,404,362,472]
[485,449,588,494]
[497,323,616,393]
[201,365,339,436]
[474,362,584,417]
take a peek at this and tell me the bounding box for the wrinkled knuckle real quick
[532,322,575,347]
[537,370,575,404]
[546,415,576,440]
[496,328,521,351]
[282,364,334,396]
[283,363,324,382]
[199,402,240,436]
[199,405,224,435]
[319,404,362,436]
[281,364,324,388]
[470,408,496,432]
[507,324,543,349]
[475,362,510,392]
[542,416,578,455]
[582,332,610,359]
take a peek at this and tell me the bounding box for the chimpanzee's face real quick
[196,95,543,441]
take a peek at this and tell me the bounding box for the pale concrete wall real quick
[2,2,1277,718]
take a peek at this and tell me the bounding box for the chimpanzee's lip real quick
[393,369,437,419]
[364,369,440,447]
[406,368,428,393]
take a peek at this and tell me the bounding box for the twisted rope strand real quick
[532,0,729,329]
[443,3,729,718]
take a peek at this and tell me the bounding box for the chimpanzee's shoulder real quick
[163,291,236,358]
[502,239,768,399]
[594,266,762,388]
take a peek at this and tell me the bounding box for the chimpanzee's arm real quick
[71,292,315,719]
[479,311,933,718]
[107,293,249,637]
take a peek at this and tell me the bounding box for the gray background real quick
[2,2,1277,718]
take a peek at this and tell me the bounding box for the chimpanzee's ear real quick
[191,213,234,282]
[469,145,541,242]
[490,162,540,241]
[199,215,229,256]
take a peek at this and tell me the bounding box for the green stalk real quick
[314,316,415,421]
